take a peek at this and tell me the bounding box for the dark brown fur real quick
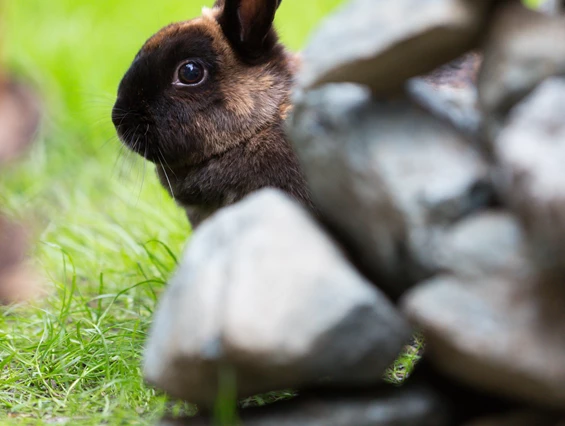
[112,0,312,227]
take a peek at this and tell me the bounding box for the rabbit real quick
[112,0,313,228]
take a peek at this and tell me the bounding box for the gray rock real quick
[144,189,411,407]
[435,210,529,281]
[478,2,565,137]
[298,0,492,94]
[463,411,563,426]
[539,0,565,15]
[288,84,491,297]
[402,211,565,409]
[494,78,565,275]
[159,384,449,426]
[408,52,483,138]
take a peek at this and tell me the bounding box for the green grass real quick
[0,0,344,424]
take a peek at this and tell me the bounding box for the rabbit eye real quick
[177,61,206,86]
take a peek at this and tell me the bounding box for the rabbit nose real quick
[112,100,134,130]
[111,103,122,129]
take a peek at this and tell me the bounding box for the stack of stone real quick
[146,0,565,424]
[0,53,41,303]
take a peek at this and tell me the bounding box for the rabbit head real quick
[111,0,290,167]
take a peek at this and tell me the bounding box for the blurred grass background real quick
[0,0,542,424]
[0,1,342,424]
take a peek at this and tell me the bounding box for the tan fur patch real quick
[279,100,293,120]
[143,17,214,52]
[286,51,303,75]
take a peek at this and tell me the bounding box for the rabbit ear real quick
[216,0,282,61]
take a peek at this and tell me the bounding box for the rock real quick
[0,77,40,163]
[539,0,565,15]
[408,52,483,138]
[493,78,565,276]
[478,2,565,137]
[402,211,565,409]
[412,360,517,424]
[144,189,411,407]
[298,0,493,94]
[288,84,492,298]
[463,411,563,426]
[159,384,449,426]
[434,210,528,281]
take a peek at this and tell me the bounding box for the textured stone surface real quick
[402,211,565,409]
[434,210,528,281]
[144,189,410,407]
[478,2,565,136]
[463,411,563,426]
[298,0,491,94]
[494,78,565,275]
[408,52,482,138]
[288,84,491,297]
[412,360,517,424]
[159,384,449,426]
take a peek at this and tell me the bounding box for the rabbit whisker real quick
[126,130,142,178]
[112,144,126,179]
[113,126,139,180]
[137,143,148,204]
[156,139,178,179]
[157,147,175,200]
[99,134,121,151]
